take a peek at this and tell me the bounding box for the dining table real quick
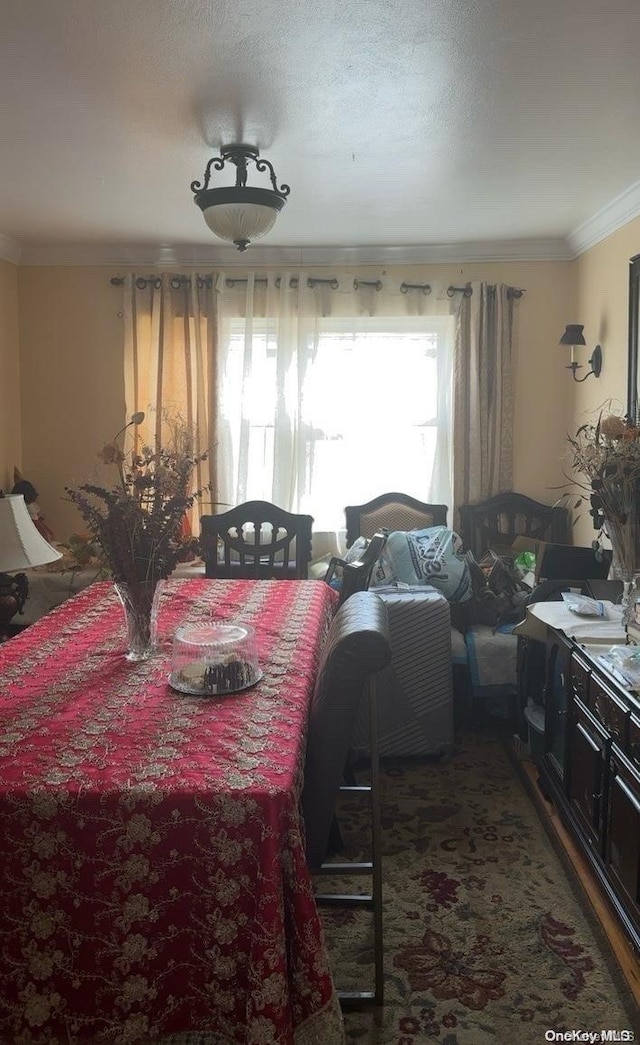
[0,577,344,1045]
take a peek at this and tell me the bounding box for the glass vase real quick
[114,579,165,661]
[619,573,640,644]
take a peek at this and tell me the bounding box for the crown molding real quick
[567,178,640,258]
[12,237,572,268]
[6,179,640,267]
[0,234,22,265]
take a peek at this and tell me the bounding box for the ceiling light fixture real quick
[559,324,603,382]
[191,144,290,252]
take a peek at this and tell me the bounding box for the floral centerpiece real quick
[568,409,640,631]
[66,412,208,659]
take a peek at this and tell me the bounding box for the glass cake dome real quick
[170,622,261,695]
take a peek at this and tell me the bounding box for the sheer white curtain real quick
[215,273,457,536]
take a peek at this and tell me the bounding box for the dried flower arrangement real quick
[66,411,208,586]
[65,412,209,658]
[567,409,640,579]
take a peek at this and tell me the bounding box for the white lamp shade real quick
[202,201,278,244]
[0,494,62,572]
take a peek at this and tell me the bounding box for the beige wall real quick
[17,267,125,539]
[569,216,640,543]
[3,247,634,542]
[0,259,21,492]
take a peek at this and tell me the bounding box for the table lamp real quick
[0,493,62,630]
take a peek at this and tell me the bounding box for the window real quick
[220,313,453,532]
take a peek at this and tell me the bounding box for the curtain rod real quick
[109,275,426,292]
[446,284,524,299]
[110,275,525,298]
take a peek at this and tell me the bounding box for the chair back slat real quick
[200,501,314,579]
[458,492,570,560]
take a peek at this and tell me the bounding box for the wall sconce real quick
[559,324,603,382]
[191,144,290,252]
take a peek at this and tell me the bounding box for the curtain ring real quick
[400,282,431,295]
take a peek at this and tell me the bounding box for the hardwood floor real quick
[516,750,640,1008]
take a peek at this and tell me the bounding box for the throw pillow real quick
[385,527,473,602]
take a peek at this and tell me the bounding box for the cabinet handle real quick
[594,699,616,736]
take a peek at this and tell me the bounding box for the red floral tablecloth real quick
[0,579,343,1045]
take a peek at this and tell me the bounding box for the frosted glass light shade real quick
[202,201,278,244]
[0,494,62,572]
[194,180,287,251]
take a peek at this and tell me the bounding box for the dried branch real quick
[65,412,210,585]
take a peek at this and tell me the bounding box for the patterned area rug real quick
[320,729,638,1044]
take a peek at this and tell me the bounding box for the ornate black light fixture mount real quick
[559,324,603,382]
[191,144,290,252]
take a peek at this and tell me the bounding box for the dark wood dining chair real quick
[200,501,314,579]
[323,531,389,605]
[302,590,392,1007]
[458,491,570,561]
[344,492,448,548]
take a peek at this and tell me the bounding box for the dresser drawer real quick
[590,677,629,748]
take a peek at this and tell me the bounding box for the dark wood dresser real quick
[518,598,640,956]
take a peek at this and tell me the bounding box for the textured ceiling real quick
[2,0,640,264]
